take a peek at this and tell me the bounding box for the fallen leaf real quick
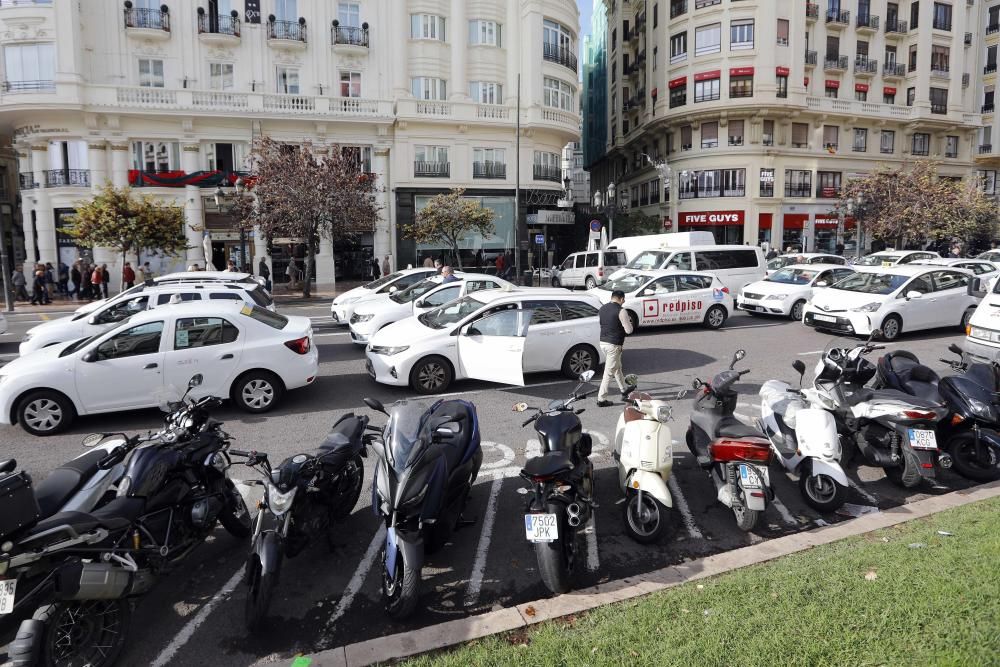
[681,608,690,613]
[591,647,598,655]
[865,570,878,581]
[771,592,778,598]
[524,605,536,617]
[630,651,639,658]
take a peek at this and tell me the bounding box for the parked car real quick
[976,250,1000,263]
[765,253,847,274]
[73,270,268,316]
[802,265,979,341]
[738,264,855,320]
[0,302,317,435]
[330,268,437,324]
[963,275,1000,361]
[589,269,735,330]
[365,289,605,394]
[608,245,766,294]
[552,250,628,289]
[349,273,512,344]
[914,257,999,282]
[853,250,941,267]
[20,281,274,356]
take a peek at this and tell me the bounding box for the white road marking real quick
[150,565,245,667]
[848,478,879,505]
[667,476,704,539]
[770,495,800,526]
[325,524,386,631]
[465,477,503,607]
[585,513,599,571]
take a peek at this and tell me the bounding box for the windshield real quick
[384,400,434,472]
[364,271,404,290]
[60,335,99,358]
[767,268,817,285]
[391,278,439,304]
[830,272,907,295]
[855,254,900,266]
[417,295,486,330]
[767,257,795,271]
[625,251,671,271]
[599,272,649,293]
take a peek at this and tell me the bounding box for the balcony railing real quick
[824,55,848,70]
[805,50,818,66]
[987,64,998,75]
[785,185,812,198]
[414,161,450,178]
[885,18,907,34]
[533,164,561,182]
[984,103,996,113]
[722,187,745,197]
[884,62,907,77]
[3,79,55,92]
[542,43,578,73]
[980,144,994,154]
[856,14,879,30]
[930,104,947,114]
[931,64,950,77]
[826,9,850,25]
[670,1,687,19]
[855,57,878,74]
[0,0,54,5]
[760,183,774,197]
[44,169,90,187]
[18,173,36,190]
[988,23,1000,35]
[198,13,240,36]
[912,145,930,156]
[332,24,368,47]
[473,161,506,179]
[806,3,819,19]
[124,6,169,31]
[268,19,306,42]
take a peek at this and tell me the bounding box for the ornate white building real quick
[0,0,580,288]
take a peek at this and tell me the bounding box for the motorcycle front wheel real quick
[622,491,668,544]
[244,553,278,632]
[381,547,421,619]
[949,433,1000,482]
[799,473,847,512]
[14,600,130,667]
[534,501,575,595]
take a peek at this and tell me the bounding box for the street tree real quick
[401,188,496,269]
[71,183,187,275]
[614,209,662,237]
[235,137,381,297]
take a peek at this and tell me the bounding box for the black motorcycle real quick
[876,344,1000,482]
[364,396,482,619]
[515,371,596,595]
[233,413,377,631]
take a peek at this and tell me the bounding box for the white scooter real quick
[758,359,849,512]
[613,374,680,543]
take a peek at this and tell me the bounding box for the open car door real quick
[456,308,531,386]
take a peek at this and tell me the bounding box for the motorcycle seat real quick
[430,400,478,467]
[845,387,943,409]
[21,501,139,541]
[319,413,365,451]
[33,449,108,519]
[521,451,573,478]
[886,354,941,386]
[715,415,763,440]
[901,380,941,402]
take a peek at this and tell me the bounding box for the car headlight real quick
[267,484,298,516]
[764,293,788,300]
[969,326,992,341]
[353,313,374,323]
[371,345,409,356]
[851,302,882,313]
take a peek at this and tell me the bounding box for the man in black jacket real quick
[596,290,634,407]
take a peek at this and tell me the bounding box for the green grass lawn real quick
[404,497,1000,667]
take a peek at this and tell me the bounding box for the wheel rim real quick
[586,278,596,289]
[954,439,999,472]
[962,310,973,328]
[47,601,125,666]
[242,379,275,409]
[883,319,899,339]
[417,362,446,391]
[626,495,660,537]
[792,302,804,320]
[804,474,838,504]
[708,307,725,327]
[24,397,62,432]
[382,549,403,599]
[568,349,593,375]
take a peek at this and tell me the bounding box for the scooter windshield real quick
[384,401,433,473]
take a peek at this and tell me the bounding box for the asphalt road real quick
[0,303,983,666]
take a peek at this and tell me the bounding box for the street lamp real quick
[641,154,681,235]
[605,182,616,241]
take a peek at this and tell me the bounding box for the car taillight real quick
[721,287,730,294]
[709,438,771,463]
[284,336,311,354]
[598,268,604,277]
[899,410,938,420]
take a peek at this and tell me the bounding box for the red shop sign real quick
[855,83,869,92]
[694,69,722,81]
[884,86,897,95]
[824,79,841,89]
[679,210,745,227]
[668,76,687,89]
[814,217,840,228]
[730,66,755,77]
[775,66,790,76]
[783,214,808,230]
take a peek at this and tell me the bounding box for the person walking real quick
[422,256,434,268]
[12,265,28,301]
[79,263,91,300]
[286,257,299,288]
[90,264,104,300]
[139,262,154,283]
[441,265,459,284]
[382,255,391,277]
[57,262,69,297]
[122,262,135,290]
[44,263,55,301]
[101,264,110,298]
[258,257,271,291]
[370,256,381,280]
[434,259,443,274]
[596,289,635,407]
[30,269,48,305]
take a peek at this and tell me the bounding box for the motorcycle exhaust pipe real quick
[938,453,953,469]
[566,503,582,528]
[56,562,134,601]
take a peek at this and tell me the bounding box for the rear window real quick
[695,250,759,270]
[604,252,627,266]
[248,286,273,307]
[676,275,713,290]
[239,305,288,329]
[523,300,562,325]
[585,253,599,267]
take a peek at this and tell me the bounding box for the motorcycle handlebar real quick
[521,415,537,428]
[229,449,251,457]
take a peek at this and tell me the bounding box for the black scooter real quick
[364,396,482,619]
[876,344,1000,481]
[515,371,597,595]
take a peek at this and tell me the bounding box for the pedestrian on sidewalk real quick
[30,269,49,305]
[101,264,110,298]
[44,263,55,300]
[69,262,80,300]
[80,263,92,300]
[382,255,391,277]
[596,289,634,408]
[12,265,28,301]
[258,257,271,292]
[90,264,104,300]
[286,258,299,288]
[57,262,69,297]
[371,256,381,280]
[122,262,135,290]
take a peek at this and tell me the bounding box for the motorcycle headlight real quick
[399,482,427,510]
[655,405,672,422]
[764,293,788,300]
[371,345,409,356]
[968,397,997,420]
[851,302,882,313]
[267,484,298,516]
[353,313,375,323]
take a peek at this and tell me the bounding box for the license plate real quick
[908,428,938,450]
[365,359,375,378]
[524,513,559,542]
[0,578,16,615]
[812,314,837,323]
[739,464,768,489]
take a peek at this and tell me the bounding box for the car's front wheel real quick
[231,371,284,413]
[16,390,74,436]
[790,300,807,321]
[879,314,903,341]
[409,355,453,394]
[585,276,597,290]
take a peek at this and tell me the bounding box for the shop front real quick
[782,214,808,252]
[678,209,745,245]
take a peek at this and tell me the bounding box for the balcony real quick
[18,173,36,190]
[473,161,506,179]
[984,104,996,114]
[44,169,90,188]
[989,24,1000,35]
[825,9,850,27]
[806,3,818,21]
[824,55,848,71]
[670,1,687,19]
[855,14,879,32]
[2,79,54,92]
[980,144,994,154]
[197,12,240,44]
[805,50,818,67]
[854,57,878,76]
[267,18,307,47]
[806,95,915,121]
[931,64,950,78]
[543,43,578,73]
[414,161,449,178]
[884,62,906,78]
[332,23,369,50]
[885,18,907,36]
[987,64,998,75]
[930,104,947,115]
[533,164,561,183]
[785,185,812,198]
[123,4,170,38]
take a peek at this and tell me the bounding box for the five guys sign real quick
[678,210,745,227]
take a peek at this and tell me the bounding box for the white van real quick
[609,245,766,294]
[607,231,715,262]
[553,249,629,289]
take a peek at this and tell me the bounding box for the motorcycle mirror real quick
[792,360,806,376]
[675,389,688,400]
[82,433,104,448]
[948,343,963,355]
[734,349,746,362]
[363,397,388,415]
[512,402,529,413]
[624,373,639,386]
[578,370,596,382]
[188,374,203,388]
[691,378,701,390]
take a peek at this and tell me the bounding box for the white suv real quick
[553,250,628,289]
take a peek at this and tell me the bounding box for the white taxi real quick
[738,264,855,320]
[589,269,734,330]
[853,250,940,267]
[330,268,437,324]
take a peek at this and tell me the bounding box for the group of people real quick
[418,250,515,280]
[9,260,159,305]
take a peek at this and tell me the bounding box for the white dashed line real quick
[585,513,600,571]
[464,477,503,607]
[325,524,386,632]
[770,495,801,526]
[849,478,880,505]
[667,476,704,539]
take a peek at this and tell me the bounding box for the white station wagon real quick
[590,269,735,330]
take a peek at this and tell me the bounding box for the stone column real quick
[373,146,393,268]
[33,191,57,268]
[184,185,207,269]
[391,8,409,97]
[449,0,467,100]
[109,143,130,187]
[30,144,47,192]
[87,142,108,191]
[20,205,36,266]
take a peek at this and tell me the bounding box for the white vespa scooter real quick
[758,359,849,512]
[613,374,680,543]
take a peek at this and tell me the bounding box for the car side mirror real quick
[906,290,923,300]
[414,300,425,308]
[815,280,828,287]
[363,397,388,415]
[87,315,99,326]
[388,286,398,294]
[81,350,98,363]
[968,277,987,299]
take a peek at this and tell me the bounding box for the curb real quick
[283,480,1000,667]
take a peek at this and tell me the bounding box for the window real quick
[912,132,930,156]
[695,0,722,7]
[411,14,446,40]
[989,45,998,72]
[155,292,200,305]
[524,299,562,325]
[411,77,447,100]
[945,135,959,158]
[853,128,868,152]
[785,169,812,197]
[701,122,718,148]
[653,46,658,70]
[275,0,297,21]
[96,322,164,360]
[932,2,951,30]
[730,19,754,50]
[342,145,372,173]
[910,0,919,29]
[208,62,234,91]
[694,77,720,102]
[776,74,788,98]
[534,151,559,169]
[670,32,688,63]
[543,19,574,55]
[653,3,659,28]
[825,83,838,99]
[470,81,502,104]
[680,125,693,150]
[855,88,868,102]
[276,66,299,94]
[695,24,721,56]
[696,170,721,197]
[208,293,244,301]
[729,120,744,146]
[931,45,949,72]
[174,317,239,349]
[423,285,461,308]
[776,18,789,45]
[792,122,810,148]
[694,250,759,270]
[339,71,361,98]
[132,141,180,172]
[3,43,55,89]
[880,130,896,154]
[543,77,575,110]
[559,301,599,320]
[931,271,968,292]
[981,170,997,194]
[338,2,360,27]
[415,145,448,163]
[473,147,505,165]
[909,44,918,71]
[817,171,842,198]
[669,84,687,108]
[884,91,896,104]
[930,87,947,114]
[906,87,915,106]
[759,168,775,197]
[469,19,501,46]
[763,120,774,146]
[823,125,839,151]
[722,168,745,196]
[139,58,164,88]
[730,75,753,98]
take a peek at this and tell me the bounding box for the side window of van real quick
[666,252,692,270]
[585,253,599,267]
[603,251,627,266]
[561,256,576,270]
[695,250,759,270]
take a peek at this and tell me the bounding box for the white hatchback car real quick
[348,273,512,345]
[0,302,318,435]
[20,282,274,356]
[802,265,979,341]
[766,253,847,274]
[739,264,856,320]
[330,268,438,324]
[589,269,735,330]
[365,289,605,394]
[853,250,940,267]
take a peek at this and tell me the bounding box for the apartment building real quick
[583,0,609,167]
[587,0,983,253]
[975,0,1000,196]
[0,0,579,288]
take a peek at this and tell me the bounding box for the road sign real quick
[590,220,602,232]
[534,234,545,245]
